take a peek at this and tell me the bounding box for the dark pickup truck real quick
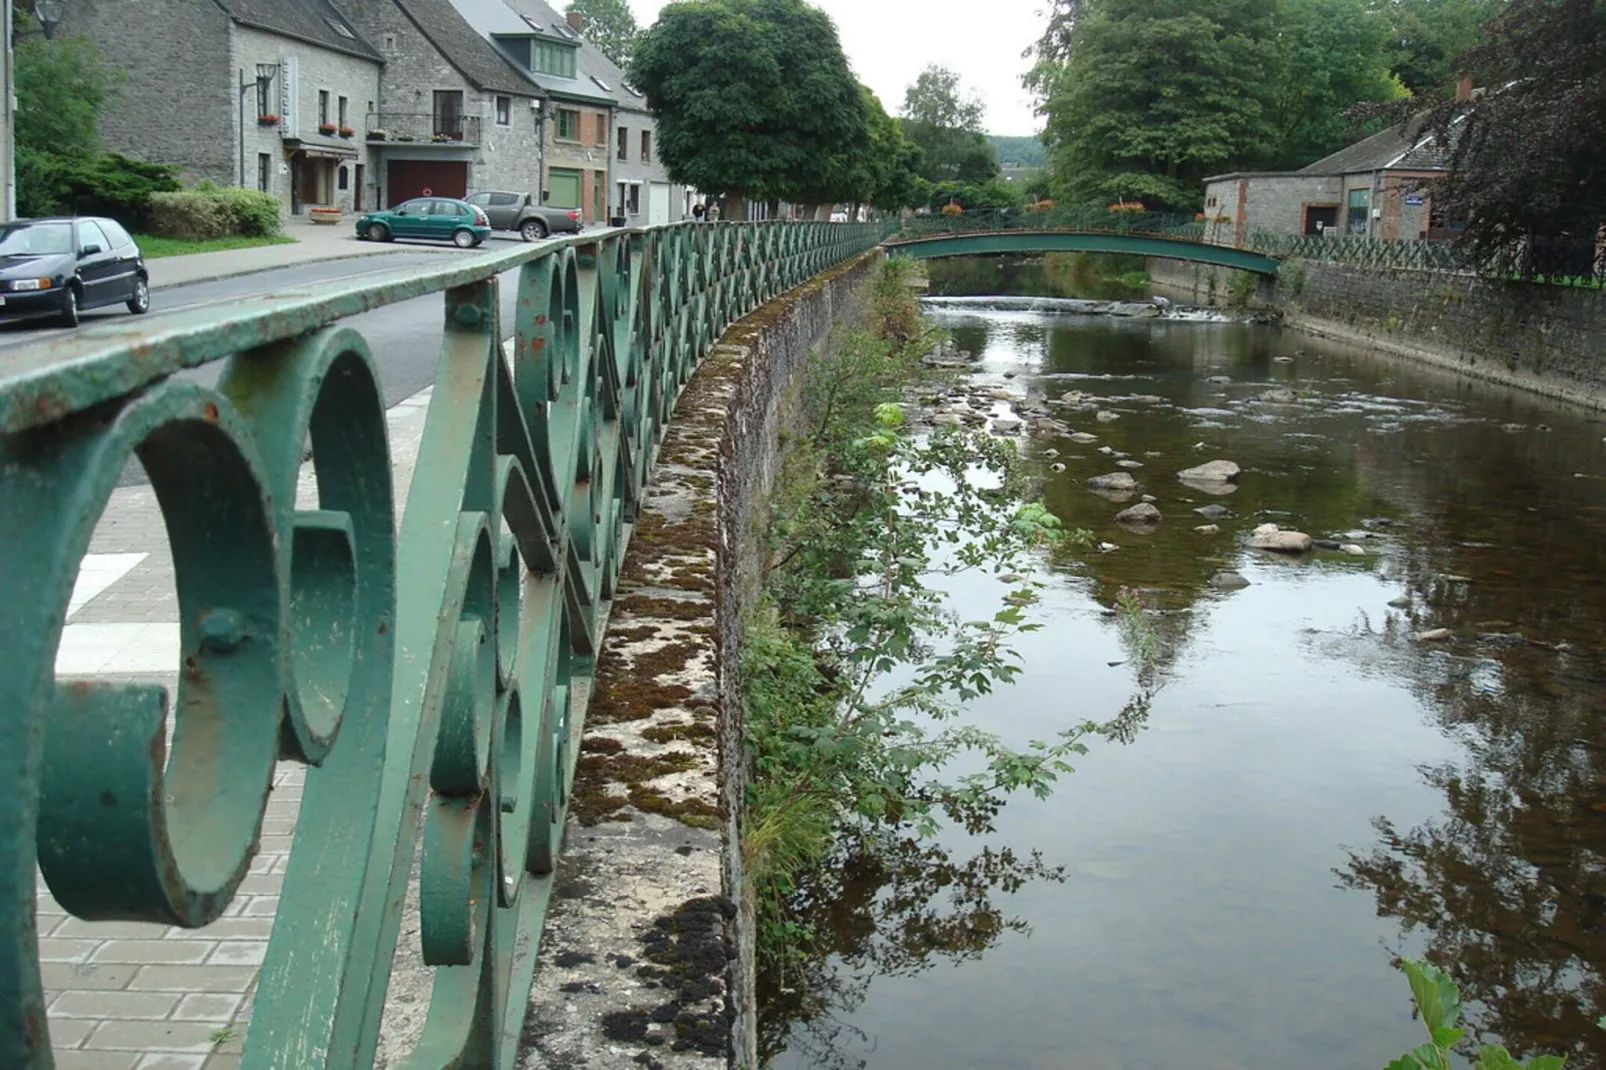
[464,191,583,241]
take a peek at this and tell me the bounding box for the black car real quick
[0,216,151,327]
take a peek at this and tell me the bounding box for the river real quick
[763,257,1606,1070]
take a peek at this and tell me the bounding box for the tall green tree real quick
[1263,0,1408,168]
[631,0,870,214]
[1038,0,1282,210]
[564,0,640,68]
[1379,0,1504,96]
[900,64,998,186]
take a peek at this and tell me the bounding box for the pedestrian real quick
[692,202,706,223]
[707,202,721,223]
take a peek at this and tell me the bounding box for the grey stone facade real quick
[232,25,381,214]
[64,0,238,190]
[335,0,543,205]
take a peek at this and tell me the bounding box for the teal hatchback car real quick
[356,197,492,248]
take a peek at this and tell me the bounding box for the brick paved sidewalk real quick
[38,387,435,1070]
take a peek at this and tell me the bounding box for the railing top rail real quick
[0,220,859,436]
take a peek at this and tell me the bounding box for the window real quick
[590,75,612,92]
[533,39,576,78]
[617,126,628,161]
[640,130,651,163]
[325,16,356,39]
[338,166,349,191]
[318,90,330,125]
[495,95,511,126]
[489,192,519,206]
[594,114,606,146]
[382,33,396,53]
[555,108,580,141]
[626,182,640,216]
[338,96,348,128]
[76,219,109,251]
[257,75,272,118]
[258,152,271,192]
[100,219,134,247]
[1346,187,1371,236]
[433,90,464,137]
[616,182,626,217]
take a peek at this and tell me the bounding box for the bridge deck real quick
[884,228,1282,275]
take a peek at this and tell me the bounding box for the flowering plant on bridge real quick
[941,201,965,217]
[1107,201,1145,214]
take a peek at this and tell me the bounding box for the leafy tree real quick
[631,0,871,214]
[1263,0,1408,168]
[13,33,119,162]
[990,134,1047,168]
[1037,0,1283,209]
[900,64,999,187]
[1380,0,1504,97]
[1413,0,1606,269]
[563,0,640,68]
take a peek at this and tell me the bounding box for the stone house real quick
[334,0,544,207]
[498,0,688,225]
[65,0,384,216]
[1203,98,1471,246]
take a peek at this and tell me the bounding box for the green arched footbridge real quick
[883,229,1283,275]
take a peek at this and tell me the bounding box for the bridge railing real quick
[893,205,1208,244]
[0,218,892,1069]
[1255,231,1606,287]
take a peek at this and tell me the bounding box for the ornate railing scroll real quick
[0,218,891,1069]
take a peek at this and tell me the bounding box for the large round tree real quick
[630,0,870,217]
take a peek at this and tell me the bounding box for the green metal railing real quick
[0,219,889,1069]
[892,205,1209,243]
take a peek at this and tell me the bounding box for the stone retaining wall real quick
[1148,257,1606,408]
[518,251,880,1069]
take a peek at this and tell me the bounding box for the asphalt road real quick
[0,246,528,485]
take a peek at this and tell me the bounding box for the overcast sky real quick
[626,0,1049,137]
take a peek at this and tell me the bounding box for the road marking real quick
[66,552,147,617]
[55,622,181,675]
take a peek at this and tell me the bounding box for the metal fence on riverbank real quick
[0,218,892,1069]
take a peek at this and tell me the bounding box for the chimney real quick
[567,11,583,32]
[1456,75,1473,102]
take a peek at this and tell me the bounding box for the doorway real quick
[354,164,365,211]
[1302,204,1338,235]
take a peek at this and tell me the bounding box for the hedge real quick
[17,151,181,227]
[146,182,282,240]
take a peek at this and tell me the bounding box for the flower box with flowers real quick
[258,113,281,126]
[308,206,342,225]
[338,126,356,138]
[318,123,338,136]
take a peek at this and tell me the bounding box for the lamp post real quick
[238,62,277,191]
[3,0,66,220]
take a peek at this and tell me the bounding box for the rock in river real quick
[1177,459,1241,483]
[932,412,963,427]
[1260,387,1299,404]
[1195,524,1221,534]
[1415,628,1452,642]
[1210,570,1250,589]
[1248,529,1312,553]
[1095,410,1120,422]
[1194,504,1231,519]
[1116,459,1144,469]
[1087,472,1140,491]
[1068,431,1099,443]
[1115,503,1161,524]
[990,417,1023,434]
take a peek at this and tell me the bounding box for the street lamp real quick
[30,0,64,38]
[238,63,278,190]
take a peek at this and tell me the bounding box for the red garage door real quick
[385,160,468,207]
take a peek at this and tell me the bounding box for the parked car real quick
[355,198,491,248]
[465,191,582,242]
[0,216,150,328]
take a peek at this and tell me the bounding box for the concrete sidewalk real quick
[144,217,460,290]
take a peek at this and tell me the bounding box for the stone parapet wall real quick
[519,251,879,1069]
[1148,256,1606,408]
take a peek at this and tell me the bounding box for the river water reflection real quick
[766,258,1606,1069]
